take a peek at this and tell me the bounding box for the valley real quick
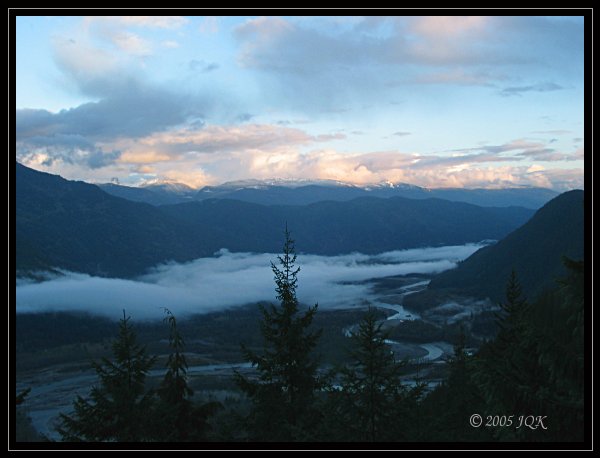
[16,269,486,440]
[13,163,585,443]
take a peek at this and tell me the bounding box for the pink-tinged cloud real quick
[235,17,296,68]
[410,16,489,39]
[120,124,315,159]
[114,126,584,190]
[110,31,152,56]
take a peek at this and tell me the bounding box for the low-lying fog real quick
[16,243,486,320]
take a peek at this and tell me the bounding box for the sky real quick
[16,244,484,319]
[15,15,585,190]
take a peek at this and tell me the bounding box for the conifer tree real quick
[332,307,422,442]
[153,308,220,441]
[236,227,322,441]
[524,257,584,441]
[472,261,586,441]
[495,269,527,336]
[58,311,156,442]
[474,270,547,440]
[153,308,194,441]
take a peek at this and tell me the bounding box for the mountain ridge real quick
[93,174,559,208]
[16,162,535,278]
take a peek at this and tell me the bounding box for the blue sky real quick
[15,15,584,189]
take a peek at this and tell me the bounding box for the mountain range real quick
[16,162,535,278]
[99,178,558,209]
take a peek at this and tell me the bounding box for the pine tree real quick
[153,308,194,441]
[332,307,422,442]
[523,257,584,441]
[58,311,156,442]
[474,271,549,440]
[153,308,220,441]
[495,269,527,336]
[235,227,322,441]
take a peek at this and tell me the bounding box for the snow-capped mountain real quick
[141,180,195,195]
[99,176,558,209]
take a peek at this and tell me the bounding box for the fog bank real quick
[16,243,485,320]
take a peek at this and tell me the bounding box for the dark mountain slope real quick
[16,162,536,277]
[159,197,534,255]
[425,190,584,302]
[16,163,207,277]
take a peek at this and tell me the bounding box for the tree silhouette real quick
[58,311,156,442]
[331,307,423,442]
[152,308,220,441]
[236,227,322,441]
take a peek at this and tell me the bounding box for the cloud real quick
[15,84,206,170]
[232,16,581,111]
[233,17,403,111]
[516,148,582,162]
[17,114,584,190]
[531,130,571,135]
[189,59,220,73]
[235,16,494,72]
[111,31,152,56]
[121,124,315,158]
[408,69,500,86]
[198,16,219,34]
[499,82,564,97]
[17,143,121,170]
[51,36,121,93]
[404,16,494,66]
[465,138,583,162]
[16,244,485,320]
[524,167,584,190]
[468,138,562,158]
[252,148,580,190]
[49,37,211,126]
[16,31,221,172]
[410,16,488,39]
[162,40,180,49]
[15,17,582,191]
[315,133,346,142]
[76,17,187,62]
[86,16,189,29]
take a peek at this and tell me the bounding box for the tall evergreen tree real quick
[495,269,527,336]
[153,308,220,441]
[475,270,552,440]
[235,227,322,441]
[331,307,423,442]
[522,257,584,441]
[58,311,156,442]
[153,308,194,441]
[471,260,585,441]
